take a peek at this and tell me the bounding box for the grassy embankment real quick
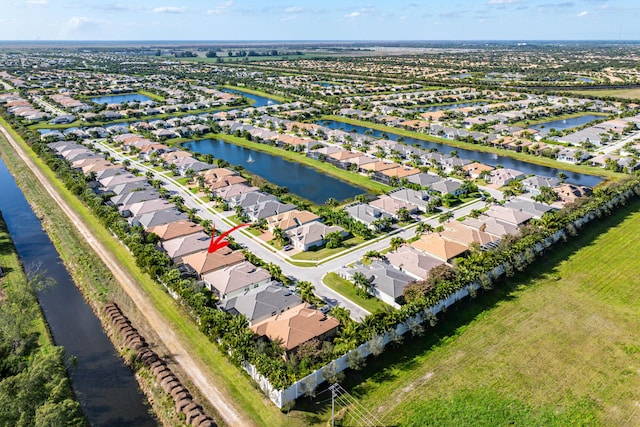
[175,132,390,195]
[0,215,50,347]
[567,88,640,100]
[0,118,322,427]
[330,198,640,426]
[320,115,624,182]
[222,84,289,103]
[323,272,390,314]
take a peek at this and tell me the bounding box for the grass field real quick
[568,88,640,100]
[329,198,640,426]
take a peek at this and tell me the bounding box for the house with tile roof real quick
[250,303,340,353]
[203,261,272,300]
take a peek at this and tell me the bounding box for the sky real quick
[0,0,638,41]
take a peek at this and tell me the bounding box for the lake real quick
[182,138,365,204]
[529,114,603,135]
[91,93,153,104]
[221,88,281,108]
[317,120,603,188]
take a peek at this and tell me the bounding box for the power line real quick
[329,383,383,427]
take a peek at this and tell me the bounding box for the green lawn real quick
[332,198,640,427]
[323,272,391,314]
[567,88,640,100]
[222,84,289,103]
[291,236,365,261]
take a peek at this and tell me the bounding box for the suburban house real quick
[503,198,556,219]
[406,172,442,188]
[284,222,348,251]
[160,231,211,264]
[553,183,593,204]
[462,216,520,238]
[266,209,321,233]
[250,303,340,353]
[124,198,174,218]
[227,191,277,209]
[111,189,161,210]
[203,261,272,299]
[135,209,190,229]
[369,195,418,217]
[520,175,561,195]
[344,203,393,230]
[218,284,303,325]
[438,221,500,247]
[214,183,259,200]
[428,178,465,196]
[388,188,431,212]
[385,245,445,280]
[461,162,495,179]
[342,261,415,307]
[245,200,296,222]
[484,205,534,226]
[410,233,469,263]
[146,220,205,242]
[182,246,246,276]
[489,168,525,186]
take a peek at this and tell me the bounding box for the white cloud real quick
[65,16,104,33]
[487,0,520,4]
[577,10,588,16]
[345,11,361,18]
[207,1,234,15]
[26,0,48,4]
[152,6,186,14]
[285,7,304,13]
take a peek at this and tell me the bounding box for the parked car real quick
[283,245,293,251]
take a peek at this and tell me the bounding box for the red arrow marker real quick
[208,223,250,254]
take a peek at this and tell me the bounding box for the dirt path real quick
[0,125,254,427]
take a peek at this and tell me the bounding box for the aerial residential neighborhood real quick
[1,2,640,426]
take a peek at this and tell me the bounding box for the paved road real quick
[1,126,254,427]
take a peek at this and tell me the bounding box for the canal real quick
[318,120,603,188]
[0,158,155,426]
[183,138,365,204]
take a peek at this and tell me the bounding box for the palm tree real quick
[272,226,287,246]
[389,236,405,251]
[325,197,339,208]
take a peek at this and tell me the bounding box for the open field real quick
[568,88,640,100]
[330,198,640,426]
